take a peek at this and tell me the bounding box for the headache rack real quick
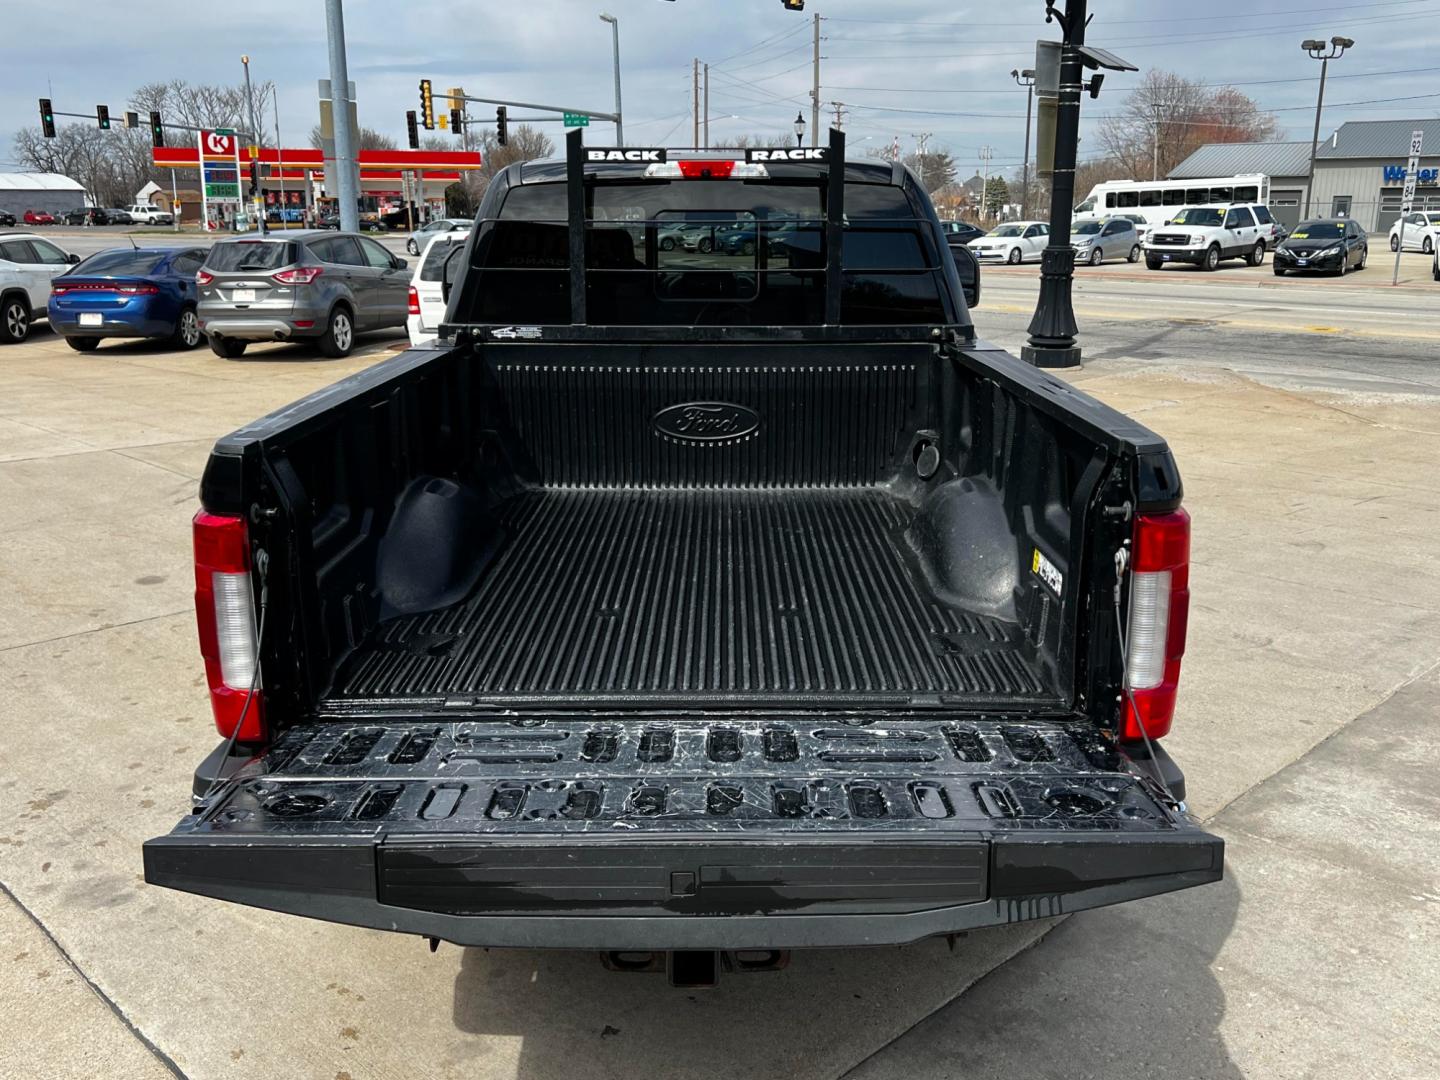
[440,126,973,345]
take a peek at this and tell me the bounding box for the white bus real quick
[1075,174,1270,233]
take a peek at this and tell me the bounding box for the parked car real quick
[62,207,117,226]
[22,209,55,226]
[405,217,468,255]
[1388,210,1440,254]
[0,232,80,343]
[967,221,1049,264]
[1272,218,1368,277]
[127,205,175,226]
[407,230,470,346]
[147,145,1221,962]
[1112,212,1152,242]
[940,220,986,244]
[317,211,385,233]
[0,210,15,228]
[1144,204,1268,271]
[47,246,208,351]
[104,209,136,225]
[1072,217,1142,265]
[196,230,410,358]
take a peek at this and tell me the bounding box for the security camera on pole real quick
[1022,0,1135,369]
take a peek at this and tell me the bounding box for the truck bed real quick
[329,486,1048,707]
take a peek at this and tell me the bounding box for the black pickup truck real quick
[146,131,1221,973]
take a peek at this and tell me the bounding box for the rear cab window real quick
[460,174,951,327]
[206,241,296,272]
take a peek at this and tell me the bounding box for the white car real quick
[1144,203,1269,271]
[1072,217,1142,266]
[967,221,1049,264]
[0,232,78,343]
[127,204,174,226]
[405,217,469,256]
[1389,210,1440,254]
[407,230,470,347]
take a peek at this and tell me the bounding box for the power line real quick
[821,0,1438,29]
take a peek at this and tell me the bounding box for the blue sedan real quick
[48,246,208,352]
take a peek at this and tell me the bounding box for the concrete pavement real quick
[2,275,1439,1078]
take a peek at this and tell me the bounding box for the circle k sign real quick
[202,131,236,156]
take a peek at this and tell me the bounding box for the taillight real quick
[196,270,214,285]
[115,283,160,295]
[273,266,322,284]
[407,285,420,315]
[1121,508,1190,742]
[193,511,265,741]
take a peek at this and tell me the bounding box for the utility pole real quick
[1150,100,1164,181]
[241,55,267,235]
[1302,36,1354,219]
[324,0,359,234]
[830,101,846,129]
[978,144,994,222]
[810,13,821,143]
[704,64,710,148]
[273,87,288,230]
[1012,68,1035,220]
[599,13,623,144]
[913,132,932,193]
[1022,0,1087,369]
[693,58,700,147]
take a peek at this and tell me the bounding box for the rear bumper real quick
[144,830,1222,950]
[199,316,320,341]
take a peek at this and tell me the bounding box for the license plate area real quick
[232,288,257,303]
[78,312,103,326]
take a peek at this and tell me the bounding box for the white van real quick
[127,205,174,226]
[1076,174,1270,236]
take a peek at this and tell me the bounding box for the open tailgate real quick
[145,717,1222,949]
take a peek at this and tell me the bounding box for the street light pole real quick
[324,0,360,235]
[794,111,806,148]
[1012,68,1035,220]
[241,55,267,235]
[600,13,623,144]
[1302,36,1353,220]
[1022,0,1087,369]
[1150,101,1164,182]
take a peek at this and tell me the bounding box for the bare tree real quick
[1098,70,1279,180]
[308,124,397,151]
[131,80,276,143]
[728,133,796,150]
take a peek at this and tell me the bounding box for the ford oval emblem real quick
[652,401,761,445]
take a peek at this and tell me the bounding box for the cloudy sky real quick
[3,0,1439,178]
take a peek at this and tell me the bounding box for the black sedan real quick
[0,210,14,227]
[1273,218,1367,276]
[941,220,986,245]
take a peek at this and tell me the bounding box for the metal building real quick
[0,172,86,219]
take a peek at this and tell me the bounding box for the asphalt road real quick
[973,252,1440,396]
[1,264,1438,1079]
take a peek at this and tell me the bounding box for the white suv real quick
[127,204,174,226]
[407,230,470,347]
[1144,204,1271,271]
[0,232,78,343]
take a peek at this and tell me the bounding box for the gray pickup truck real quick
[146,131,1220,984]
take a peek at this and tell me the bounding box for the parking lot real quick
[2,238,1439,1079]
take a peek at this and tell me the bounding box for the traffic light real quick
[781,0,804,9]
[419,79,434,129]
[405,109,419,149]
[249,159,260,196]
[149,110,165,148]
[496,106,508,147]
[450,107,463,135]
[123,111,139,129]
[96,104,110,130]
[38,98,55,138]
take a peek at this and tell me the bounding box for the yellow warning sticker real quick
[1032,547,1063,596]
